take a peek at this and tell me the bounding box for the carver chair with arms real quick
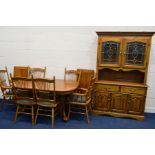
[68,76,96,125]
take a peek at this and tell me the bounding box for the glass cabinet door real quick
[98,37,122,67]
[122,38,149,68]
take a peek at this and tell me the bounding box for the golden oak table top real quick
[14,79,79,94]
[55,79,79,92]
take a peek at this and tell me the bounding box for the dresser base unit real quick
[93,82,147,121]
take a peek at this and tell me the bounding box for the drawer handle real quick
[128,89,135,92]
[103,88,107,91]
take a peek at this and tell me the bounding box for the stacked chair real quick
[0,67,13,110]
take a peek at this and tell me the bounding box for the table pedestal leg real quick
[61,94,70,122]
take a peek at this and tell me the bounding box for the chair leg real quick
[89,103,92,114]
[85,105,90,126]
[14,104,20,123]
[0,101,4,111]
[32,105,35,125]
[35,106,39,125]
[68,104,71,119]
[52,108,54,128]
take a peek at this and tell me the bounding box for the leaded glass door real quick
[98,37,122,67]
[122,38,149,68]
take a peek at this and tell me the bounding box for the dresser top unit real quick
[96,31,155,36]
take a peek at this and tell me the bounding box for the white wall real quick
[0,26,155,113]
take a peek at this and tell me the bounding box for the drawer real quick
[121,86,146,95]
[96,84,119,92]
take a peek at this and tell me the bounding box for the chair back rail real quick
[11,75,35,100]
[64,67,80,82]
[33,77,56,103]
[29,67,46,78]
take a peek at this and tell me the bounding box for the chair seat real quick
[16,99,36,105]
[4,90,13,95]
[69,101,87,106]
[37,101,57,108]
[2,85,12,89]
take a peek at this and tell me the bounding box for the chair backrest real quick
[11,75,35,100]
[64,68,80,82]
[14,66,29,78]
[86,76,96,99]
[88,76,96,99]
[29,67,46,78]
[0,66,11,87]
[33,76,56,103]
[77,69,95,89]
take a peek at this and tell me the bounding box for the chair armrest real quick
[74,88,88,94]
[1,86,12,89]
[72,92,87,96]
[79,88,88,91]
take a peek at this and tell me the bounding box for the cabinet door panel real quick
[110,93,128,113]
[127,94,145,115]
[122,38,150,68]
[98,37,122,67]
[94,91,110,111]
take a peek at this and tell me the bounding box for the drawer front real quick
[96,84,119,92]
[121,86,146,95]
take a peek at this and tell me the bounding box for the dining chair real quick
[29,67,46,78]
[33,76,59,128]
[11,75,36,125]
[64,67,80,81]
[68,76,96,126]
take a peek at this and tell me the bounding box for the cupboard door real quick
[127,94,145,115]
[110,93,128,113]
[98,37,122,67]
[94,91,110,111]
[122,38,150,68]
